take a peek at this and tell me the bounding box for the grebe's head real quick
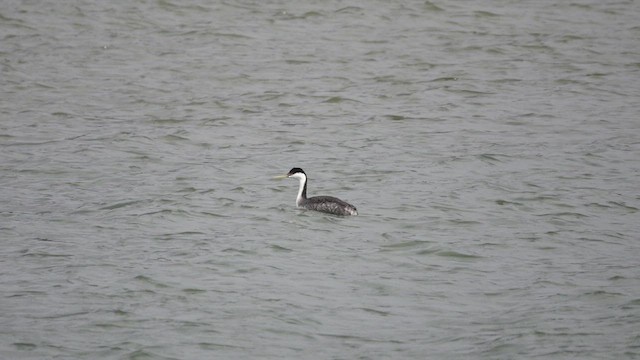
[287,167,306,181]
[287,167,304,176]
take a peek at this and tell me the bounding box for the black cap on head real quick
[287,167,305,176]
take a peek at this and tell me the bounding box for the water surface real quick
[1,1,639,359]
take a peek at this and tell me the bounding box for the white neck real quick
[290,173,307,206]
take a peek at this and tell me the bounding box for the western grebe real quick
[275,168,358,216]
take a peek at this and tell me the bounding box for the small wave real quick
[436,250,481,259]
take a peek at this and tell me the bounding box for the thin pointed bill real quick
[273,174,288,179]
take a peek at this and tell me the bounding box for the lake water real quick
[1,1,639,359]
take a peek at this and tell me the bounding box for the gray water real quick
[2,1,639,359]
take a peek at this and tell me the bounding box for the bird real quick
[275,167,358,216]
